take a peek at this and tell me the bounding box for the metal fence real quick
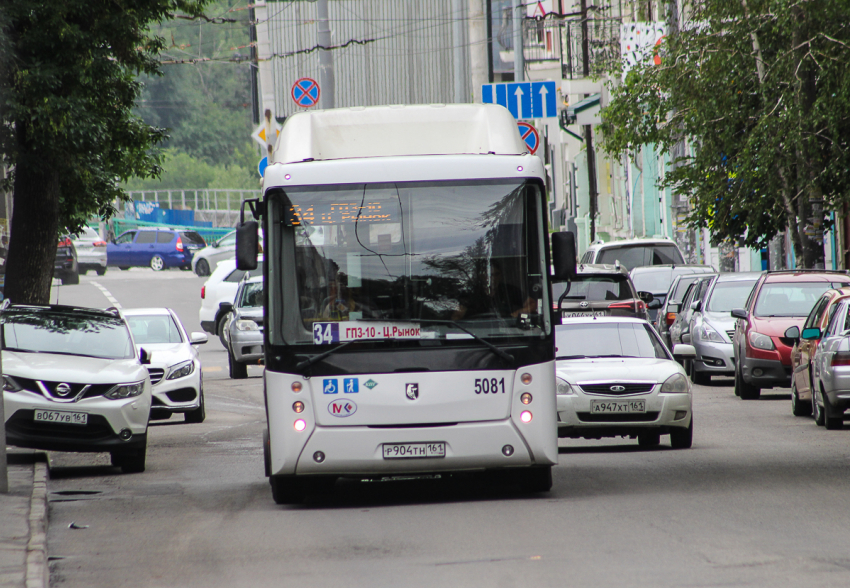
[523,18,621,79]
[123,189,262,229]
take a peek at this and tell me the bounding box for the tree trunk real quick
[792,4,825,269]
[4,125,60,304]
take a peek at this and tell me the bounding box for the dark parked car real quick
[553,264,651,321]
[54,236,79,285]
[107,228,206,271]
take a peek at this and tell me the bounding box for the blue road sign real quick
[257,156,268,177]
[517,122,539,154]
[291,77,320,108]
[482,81,558,119]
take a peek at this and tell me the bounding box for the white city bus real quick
[239,104,575,503]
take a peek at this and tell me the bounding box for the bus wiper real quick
[295,341,355,371]
[408,318,514,363]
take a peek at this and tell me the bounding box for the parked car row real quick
[2,302,208,474]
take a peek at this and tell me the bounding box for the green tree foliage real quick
[0,0,210,303]
[599,0,850,268]
[137,0,256,169]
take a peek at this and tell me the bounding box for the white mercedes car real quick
[555,316,695,448]
[2,304,152,472]
[123,308,208,423]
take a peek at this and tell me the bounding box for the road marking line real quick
[90,281,121,309]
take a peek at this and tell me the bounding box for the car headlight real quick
[556,377,575,395]
[748,330,775,351]
[660,373,690,394]
[696,324,725,342]
[235,319,260,331]
[167,360,195,380]
[2,375,23,392]
[104,381,145,400]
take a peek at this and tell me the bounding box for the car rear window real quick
[552,275,631,301]
[754,281,850,317]
[597,246,647,269]
[225,262,265,283]
[631,270,672,294]
[181,231,206,246]
[555,322,669,360]
[651,245,684,265]
[156,231,175,244]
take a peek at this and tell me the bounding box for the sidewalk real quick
[0,451,49,588]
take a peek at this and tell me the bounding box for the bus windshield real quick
[269,179,548,346]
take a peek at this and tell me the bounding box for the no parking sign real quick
[291,78,320,108]
[517,122,540,154]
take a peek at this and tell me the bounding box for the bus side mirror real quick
[235,221,259,271]
[551,232,577,281]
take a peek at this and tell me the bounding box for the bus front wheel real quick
[523,466,553,493]
[270,475,306,504]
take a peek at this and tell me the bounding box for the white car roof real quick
[587,238,676,250]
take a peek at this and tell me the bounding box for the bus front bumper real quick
[272,419,552,477]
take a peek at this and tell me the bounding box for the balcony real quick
[522,18,620,80]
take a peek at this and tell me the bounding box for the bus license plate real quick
[382,442,446,459]
[34,410,88,426]
[590,400,646,414]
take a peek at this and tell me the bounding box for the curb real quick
[26,460,49,588]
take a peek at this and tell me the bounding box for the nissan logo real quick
[55,383,72,397]
[610,385,626,392]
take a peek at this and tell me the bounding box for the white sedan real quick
[555,316,694,448]
[123,308,208,423]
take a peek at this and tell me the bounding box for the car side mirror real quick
[190,332,209,345]
[551,232,577,281]
[784,326,800,340]
[690,300,701,311]
[139,348,151,365]
[730,308,748,320]
[801,327,821,341]
[637,291,654,303]
[647,299,662,309]
[672,344,696,358]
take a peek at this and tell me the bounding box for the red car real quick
[731,270,850,399]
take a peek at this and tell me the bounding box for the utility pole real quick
[452,0,466,103]
[468,0,488,102]
[512,0,524,81]
[580,0,598,242]
[317,0,335,109]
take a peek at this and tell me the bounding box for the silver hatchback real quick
[808,298,850,430]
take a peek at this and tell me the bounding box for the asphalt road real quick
[42,270,850,587]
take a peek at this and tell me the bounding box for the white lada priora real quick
[2,304,152,472]
[555,316,695,449]
[123,308,208,423]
